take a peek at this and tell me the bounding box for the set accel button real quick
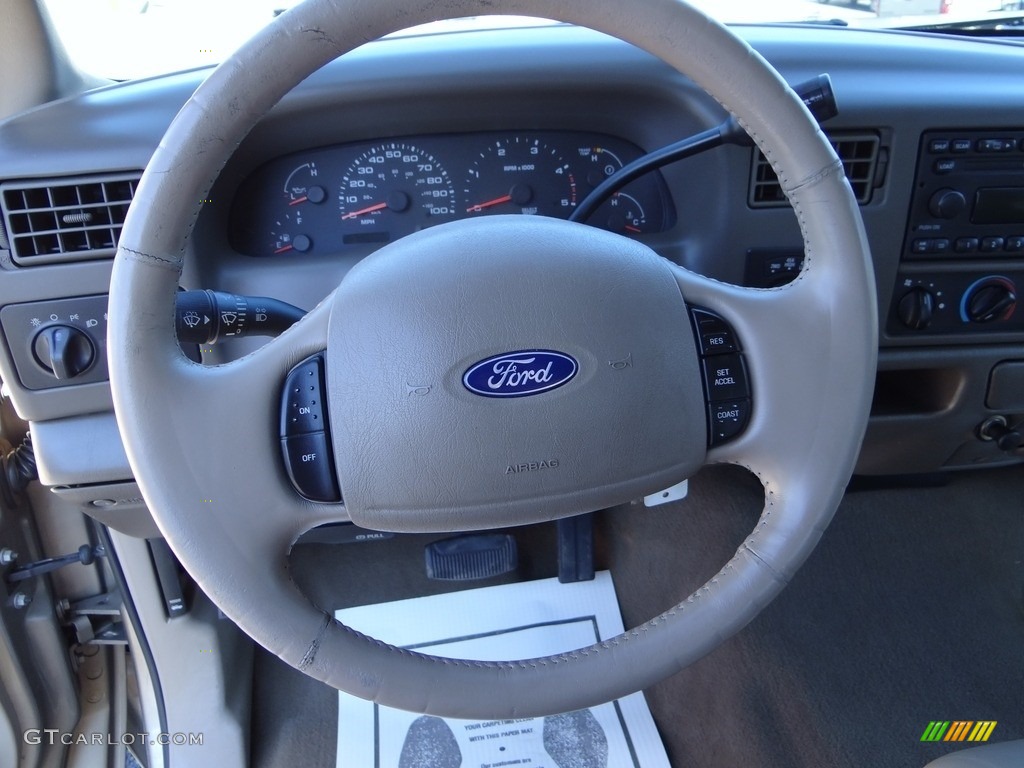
[702,354,748,402]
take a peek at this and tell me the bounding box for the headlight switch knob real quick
[32,325,96,380]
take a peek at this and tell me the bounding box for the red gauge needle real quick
[341,201,388,220]
[624,225,642,234]
[288,196,308,206]
[466,194,512,213]
[273,244,294,254]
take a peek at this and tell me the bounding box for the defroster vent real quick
[1,173,141,265]
[749,133,882,208]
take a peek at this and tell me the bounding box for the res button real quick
[691,309,739,355]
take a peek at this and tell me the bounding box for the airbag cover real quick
[327,216,705,531]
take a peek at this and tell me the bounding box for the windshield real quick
[42,0,1024,81]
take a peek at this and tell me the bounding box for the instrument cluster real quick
[229,131,674,258]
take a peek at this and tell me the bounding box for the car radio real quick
[888,128,1024,336]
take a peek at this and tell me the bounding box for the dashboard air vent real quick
[749,133,881,208]
[1,173,141,266]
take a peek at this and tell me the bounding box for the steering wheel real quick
[108,0,876,718]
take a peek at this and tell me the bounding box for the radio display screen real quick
[972,187,1024,225]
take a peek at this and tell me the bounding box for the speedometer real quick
[338,142,456,244]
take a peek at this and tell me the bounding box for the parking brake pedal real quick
[425,534,517,581]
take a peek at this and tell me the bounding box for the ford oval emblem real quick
[463,350,578,398]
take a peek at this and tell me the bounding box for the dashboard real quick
[2,21,1024,494]
[230,131,672,258]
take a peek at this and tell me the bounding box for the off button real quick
[281,431,340,502]
[702,354,749,402]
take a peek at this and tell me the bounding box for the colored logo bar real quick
[920,721,997,743]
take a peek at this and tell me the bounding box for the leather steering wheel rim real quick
[108,0,877,718]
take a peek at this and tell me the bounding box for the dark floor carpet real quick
[251,465,1024,768]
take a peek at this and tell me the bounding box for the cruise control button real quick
[281,432,340,502]
[691,309,727,334]
[701,330,737,355]
[702,354,749,402]
[691,309,739,355]
[708,400,751,446]
[280,356,326,436]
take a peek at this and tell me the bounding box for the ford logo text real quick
[463,350,578,398]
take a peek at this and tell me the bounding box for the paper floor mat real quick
[335,571,670,768]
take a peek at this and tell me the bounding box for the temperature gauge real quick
[575,144,662,235]
[578,145,625,190]
[597,192,647,235]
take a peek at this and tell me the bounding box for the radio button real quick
[929,189,967,219]
[912,239,932,255]
[929,139,951,154]
[951,139,973,153]
[978,138,1016,153]
[934,159,957,174]
[1006,237,1024,253]
[955,238,980,254]
[981,237,1006,253]
[933,239,951,254]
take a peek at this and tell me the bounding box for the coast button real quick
[708,400,751,446]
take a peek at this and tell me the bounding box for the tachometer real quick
[464,137,576,217]
[338,143,456,243]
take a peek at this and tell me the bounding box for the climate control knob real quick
[928,188,967,220]
[962,277,1017,324]
[32,325,95,379]
[897,287,934,330]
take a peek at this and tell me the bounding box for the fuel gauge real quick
[270,214,312,255]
